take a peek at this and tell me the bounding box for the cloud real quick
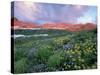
[12,2,97,24]
[14,2,37,22]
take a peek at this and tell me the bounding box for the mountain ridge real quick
[11,18,96,31]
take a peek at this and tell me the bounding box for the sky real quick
[12,1,97,24]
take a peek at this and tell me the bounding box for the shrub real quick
[14,58,28,73]
[47,53,63,70]
[36,45,53,63]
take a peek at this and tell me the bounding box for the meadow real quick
[13,28,97,73]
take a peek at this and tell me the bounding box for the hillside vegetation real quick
[13,29,97,73]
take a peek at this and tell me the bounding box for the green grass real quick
[13,29,97,73]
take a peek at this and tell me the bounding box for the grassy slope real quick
[13,29,97,73]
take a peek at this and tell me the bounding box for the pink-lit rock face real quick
[42,23,96,31]
[11,18,96,31]
[11,18,38,29]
